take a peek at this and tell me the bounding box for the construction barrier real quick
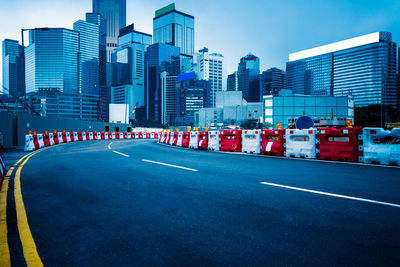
[24,135,35,151]
[38,134,45,148]
[111,132,115,139]
[168,132,174,145]
[219,130,242,152]
[285,129,318,159]
[146,133,151,139]
[151,133,155,139]
[363,128,400,165]
[162,132,168,143]
[127,133,131,139]
[207,131,220,151]
[166,132,171,144]
[0,152,6,189]
[83,132,88,141]
[123,133,127,139]
[115,132,120,139]
[53,132,59,145]
[261,129,285,156]
[58,132,64,144]
[139,132,143,139]
[318,128,363,162]
[182,132,190,148]
[189,132,199,149]
[49,133,55,146]
[78,132,83,141]
[176,132,183,146]
[171,132,178,146]
[198,131,208,150]
[33,134,40,149]
[242,130,261,154]
[107,132,111,139]
[158,133,163,143]
[73,132,78,142]
[43,133,51,147]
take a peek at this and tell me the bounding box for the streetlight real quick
[21,27,50,113]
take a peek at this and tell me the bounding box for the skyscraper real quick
[286,32,398,107]
[195,47,226,107]
[74,14,100,95]
[2,39,23,96]
[227,72,237,92]
[25,28,79,94]
[111,24,152,120]
[93,0,126,86]
[146,43,180,121]
[153,3,194,58]
[237,53,260,102]
[261,68,285,96]
[160,71,178,124]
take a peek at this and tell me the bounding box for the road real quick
[1,139,400,266]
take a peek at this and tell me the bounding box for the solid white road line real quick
[112,150,130,157]
[260,181,400,208]
[142,159,198,172]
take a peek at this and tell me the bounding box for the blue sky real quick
[1,0,400,81]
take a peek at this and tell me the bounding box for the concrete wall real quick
[0,112,132,148]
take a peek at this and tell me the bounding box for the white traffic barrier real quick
[89,132,94,140]
[82,132,87,141]
[0,153,5,178]
[242,130,261,154]
[189,132,199,149]
[127,133,132,139]
[177,132,183,146]
[73,132,78,142]
[58,132,64,144]
[24,135,35,151]
[285,129,317,159]
[66,132,71,142]
[143,133,147,139]
[119,133,124,139]
[112,132,116,139]
[363,128,400,165]
[207,131,220,151]
[151,133,155,139]
[169,133,175,145]
[37,134,45,148]
[49,133,55,146]
[96,132,101,140]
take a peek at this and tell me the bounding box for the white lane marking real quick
[260,181,400,208]
[142,159,198,172]
[108,142,113,150]
[112,150,130,157]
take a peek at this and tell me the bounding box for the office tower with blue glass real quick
[111,24,152,121]
[227,72,237,92]
[74,14,100,95]
[237,53,260,102]
[2,39,24,96]
[261,67,285,96]
[146,43,181,121]
[93,0,126,87]
[286,32,398,107]
[153,3,194,58]
[160,71,178,124]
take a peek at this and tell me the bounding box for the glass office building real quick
[153,3,194,58]
[237,53,260,102]
[286,32,397,107]
[74,14,100,95]
[25,28,79,95]
[2,39,23,96]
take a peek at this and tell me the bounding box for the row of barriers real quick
[158,128,400,166]
[24,131,159,152]
[0,151,6,190]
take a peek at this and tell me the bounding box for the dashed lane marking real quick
[112,150,130,157]
[142,159,198,172]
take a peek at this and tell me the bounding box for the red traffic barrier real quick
[261,129,285,156]
[116,132,120,139]
[86,132,90,140]
[101,132,105,140]
[123,132,128,139]
[62,132,67,143]
[138,132,143,139]
[78,132,83,141]
[146,133,151,139]
[131,132,135,139]
[182,131,190,148]
[33,134,40,150]
[167,132,172,144]
[107,132,112,139]
[198,131,208,150]
[53,131,59,145]
[162,132,168,143]
[219,130,242,152]
[70,132,75,142]
[43,133,51,147]
[158,133,162,143]
[93,132,98,140]
[171,132,178,146]
[317,127,363,162]
[154,133,158,139]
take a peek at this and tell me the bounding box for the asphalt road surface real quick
[2,139,400,266]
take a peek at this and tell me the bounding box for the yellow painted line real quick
[0,167,15,267]
[15,149,47,267]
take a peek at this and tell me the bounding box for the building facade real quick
[160,71,178,124]
[263,90,354,129]
[227,72,237,91]
[237,53,260,102]
[286,32,398,107]
[195,47,226,107]
[2,39,23,96]
[153,3,194,58]
[261,67,285,96]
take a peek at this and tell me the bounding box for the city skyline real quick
[1,0,400,89]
